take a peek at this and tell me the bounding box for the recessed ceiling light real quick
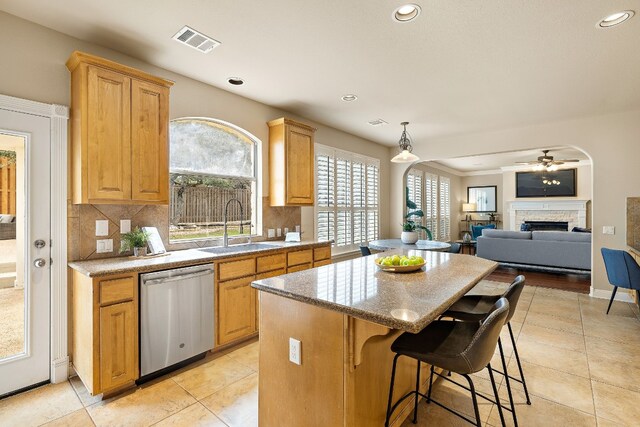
[341,94,358,102]
[227,77,244,86]
[393,4,421,22]
[597,10,634,28]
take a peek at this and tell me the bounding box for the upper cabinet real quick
[268,118,316,206]
[66,51,173,204]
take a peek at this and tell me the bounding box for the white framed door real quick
[0,107,51,396]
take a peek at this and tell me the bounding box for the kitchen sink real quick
[198,243,282,255]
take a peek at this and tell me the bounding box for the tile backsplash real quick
[67,196,301,261]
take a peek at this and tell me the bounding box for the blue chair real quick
[601,248,640,314]
[471,224,496,240]
[449,242,462,254]
[359,245,372,256]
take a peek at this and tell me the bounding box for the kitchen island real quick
[252,249,498,427]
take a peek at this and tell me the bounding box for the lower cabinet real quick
[99,301,137,391]
[217,276,257,345]
[71,271,139,396]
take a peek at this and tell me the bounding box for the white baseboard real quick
[589,288,635,303]
[50,356,69,383]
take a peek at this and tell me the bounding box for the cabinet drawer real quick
[313,246,331,261]
[257,253,286,274]
[288,263,312,273]
[99,276,135,305]
[256,268,286,280]
[314,259,332,268]
[219,258,256,282]
[287,249,313,267]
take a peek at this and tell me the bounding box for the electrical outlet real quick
[284,227,289,234]
[276,228,282,237]
[295,225,301,233]
[602,226,615,235]
[96,239,113,253]
[120,219,131,234]
[268,228,276,238]
[95,220,109,237]
[289,337,301,365]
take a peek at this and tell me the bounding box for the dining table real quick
[368,238,452,252]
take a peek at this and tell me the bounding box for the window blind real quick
[315,145,380,252]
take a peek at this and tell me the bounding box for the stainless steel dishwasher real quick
[140,264,215,378]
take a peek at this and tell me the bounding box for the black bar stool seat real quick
[385,298,510,427]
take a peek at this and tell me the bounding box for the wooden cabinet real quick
[268,118,316,206]
[217,276,257,345]
[99,301,136,391]
[71,271,138,396]
[67,51,172,204]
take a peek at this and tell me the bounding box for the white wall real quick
[461,173,503,223]
[0,11,391,242]
[390,110,640,296]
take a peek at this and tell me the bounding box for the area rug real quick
[0,287,24,359]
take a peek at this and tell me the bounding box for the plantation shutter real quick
[315,144,379,253]
[424,172,438,239]
[439,176,451,241]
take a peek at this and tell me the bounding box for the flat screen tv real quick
[516,169,577,198]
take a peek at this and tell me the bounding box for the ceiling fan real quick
[515,149,580,171]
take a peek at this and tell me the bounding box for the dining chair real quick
[359,245,372,256]
[601,248,640,314]
[449,242,462,254]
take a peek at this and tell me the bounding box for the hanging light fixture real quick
[391,122,419,163]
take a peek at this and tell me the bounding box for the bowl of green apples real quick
[374,254,426,273]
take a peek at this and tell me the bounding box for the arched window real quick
[169,118,260,242]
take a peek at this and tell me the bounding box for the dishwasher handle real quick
[143,269,214,286]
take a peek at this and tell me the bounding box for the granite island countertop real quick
[252,249,498,333]
[69,240,332,277]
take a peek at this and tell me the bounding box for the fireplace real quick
[524,220,569,231]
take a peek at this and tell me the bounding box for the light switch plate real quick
[289,337,301,365]
[602,226,615,235]
[268,228,276,238]
[96,239,113,253]
[120,220,131,234]
[96,220,109,237]
[276,228,282,237]
[295,225,301,233]
[284,227,289,234]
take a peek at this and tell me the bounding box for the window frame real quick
[168,117,262,243]
[314,144,380,254]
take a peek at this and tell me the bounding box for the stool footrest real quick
[434,369,514,414]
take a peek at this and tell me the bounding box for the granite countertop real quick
[252,249,498,333]
[68,240,331,277]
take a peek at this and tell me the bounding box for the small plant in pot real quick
[120,227,150,257]
[402,187,433,244]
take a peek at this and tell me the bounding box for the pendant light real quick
[391,122,420,163]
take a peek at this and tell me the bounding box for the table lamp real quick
[462,203,477,222]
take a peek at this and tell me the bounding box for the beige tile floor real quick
[1,282,639,427]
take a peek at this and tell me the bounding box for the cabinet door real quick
[99,301,137,392]
[285,126,314,205]
[218,276,256,345]
[87,66,131,202]
[131,80,169,203]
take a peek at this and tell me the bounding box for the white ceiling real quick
[2,1,639,147]
[432,147,590,173]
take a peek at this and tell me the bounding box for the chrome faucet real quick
[223,198,244,247]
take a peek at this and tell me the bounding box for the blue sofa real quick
[476,229,591,270]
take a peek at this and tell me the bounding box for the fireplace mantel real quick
[508,200,589,231]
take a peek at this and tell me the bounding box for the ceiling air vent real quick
[173,26,221,53]
[368,119,389,127]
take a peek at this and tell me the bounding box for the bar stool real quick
[443,275,529,427]
[385,298,510,427]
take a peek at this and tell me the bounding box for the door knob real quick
[34,258,47,268]
[34,239,46,249]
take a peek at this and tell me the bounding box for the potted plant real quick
[403,187,433,244]
[120,227,150,257]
